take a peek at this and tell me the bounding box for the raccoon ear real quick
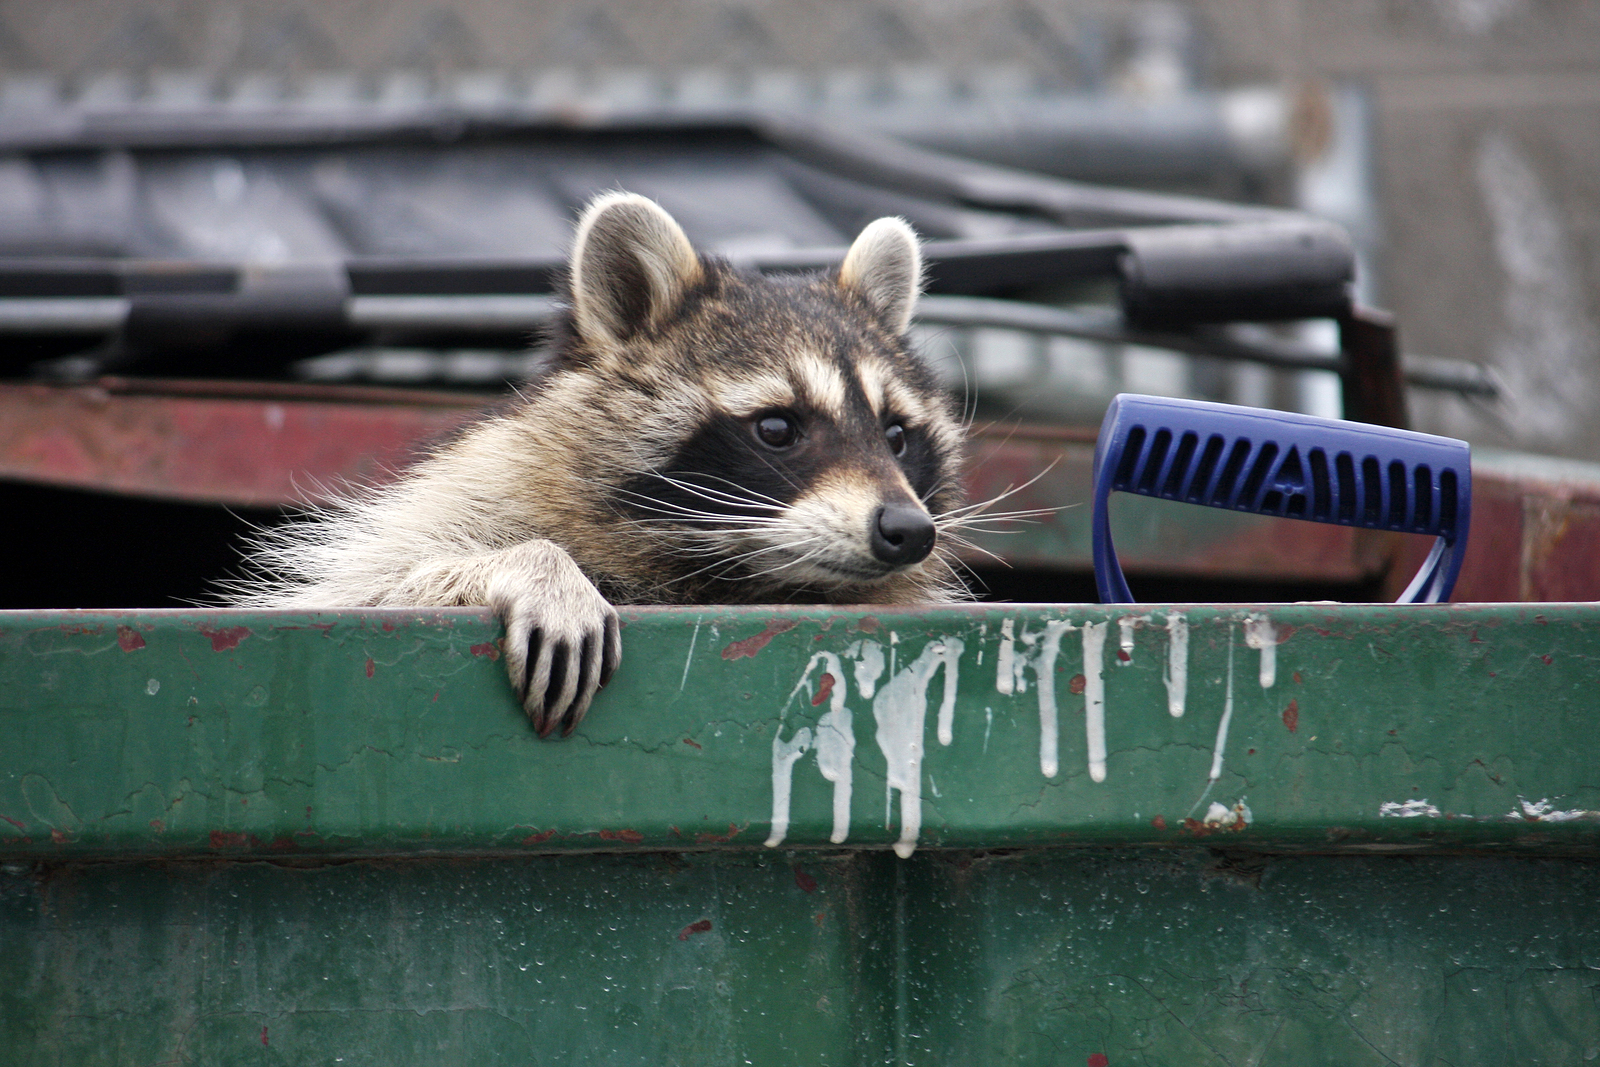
[838,217,923,335]
[570,193,704,347]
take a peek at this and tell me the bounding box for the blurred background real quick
[0,0,1597,606]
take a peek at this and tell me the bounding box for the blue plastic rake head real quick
[1092,394,1472,604]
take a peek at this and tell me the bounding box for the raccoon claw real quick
[492,567,621,739]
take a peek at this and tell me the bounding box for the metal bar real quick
[3,604,1597,860]
[1339,304,1411,428]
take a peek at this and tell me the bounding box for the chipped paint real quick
[722,618,798,661]
[196,624,250,652]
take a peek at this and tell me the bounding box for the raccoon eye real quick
[885,422,908,457]
[754,412,800,450]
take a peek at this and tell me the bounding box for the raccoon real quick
[231,192,968,737]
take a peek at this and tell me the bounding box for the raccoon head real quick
[559,192,965,604]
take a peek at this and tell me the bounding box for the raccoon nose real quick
[870,504,937,567]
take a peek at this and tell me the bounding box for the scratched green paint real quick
[2,605,1600,1064]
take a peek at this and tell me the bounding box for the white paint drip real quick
[1380,799,1442,818]
[872,636,965,858]
[933,638,963,747]
[1207,628,1236,782]
[810,652,856,845]
[1081,622,1108,783]
[995,618,1015,695]
[679,621,701,691]
[1243,613,1278,689]
[983,707,993,753]
[766,651,856,849]
[764,727,812,848]
[1032,620,1075,779]
[1203,800,1252,829]
[1507,797,1600,823]
[850,640,885,699]
[1116,615,1143,665]
[1164,612,1189,717]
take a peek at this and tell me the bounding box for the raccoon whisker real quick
[662,535,823,562]
[665,537,829,585]
[610,490,786,525]
[649,471,792,510]
[645,473,788,512]
[615,506,789,529]
[937,508,1061,531]
[936,459,1064,522]
[936,532,1007,566]
[739,549,836,582]
[942,551,994,587]
[625,464,796,515]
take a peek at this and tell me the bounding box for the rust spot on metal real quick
[696,822,746,844]
[1088,1055,1111,1067]
[1151,815,1167,830]
[521,829,557,846]
[1292,671,1303,684]
[149,819,164,832]
[678,919,713,941]
[1116,648,1130,662]
[197,625,250,652]
[364,658,375,678]
[598,828,644,843]
[682,737,702,751]
[470,642,500,660]
[721,618,798,661]
[381,620,396,632]
[812,672,835,706]
[0,814,24,831]
[1068,674,1087,695]
[116,625,146,652]
[268,836,300,852]
[261,1026,269,1048]
[209,830,254,849]
[50,828,70,845]
[1282,698,1299,733]
[857,616,880,633]
[794,866,818,893]
[1541,654,1554,665]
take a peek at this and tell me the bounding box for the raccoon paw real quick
[487,556,621,739]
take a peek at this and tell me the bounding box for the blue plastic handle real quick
[1091,394,1472,604]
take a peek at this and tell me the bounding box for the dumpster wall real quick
[3,604,1598,1064]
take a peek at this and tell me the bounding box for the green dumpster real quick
[3,603,1599,1064]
